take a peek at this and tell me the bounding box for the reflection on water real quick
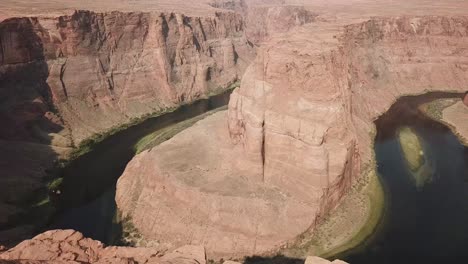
[344,93,468,264]
[47,90,233,244]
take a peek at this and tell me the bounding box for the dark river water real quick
[47,90,232,244]
[344,93,468,264]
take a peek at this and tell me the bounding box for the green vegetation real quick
[68,106,178,161]
[397,127,425,172]
[47,177,63,191]
[422,98,457,121]
[114,214,144,247]
[323,166,385,259]
[397,127,433,188]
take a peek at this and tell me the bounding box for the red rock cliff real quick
[0,10,254,144]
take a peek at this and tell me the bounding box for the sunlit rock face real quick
[0,229,207,264]
[0,10,254,145]
[0,9,254,246]
[116,16,468,258]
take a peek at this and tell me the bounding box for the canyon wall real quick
[116,15,468,258]
[210,0,317,45]
[0,10,254,145]
[0,9,254,245]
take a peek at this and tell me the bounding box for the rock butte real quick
[1,0,468,263]
[117,11,468,260]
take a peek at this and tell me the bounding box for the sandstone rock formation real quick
[0,229,207,264]
[305,256,347,264]
[210,0,317,45]
[116,15,468,258]
[0,229,344,264]
[244,5,317,45]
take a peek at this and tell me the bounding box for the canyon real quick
[1,0,468,263]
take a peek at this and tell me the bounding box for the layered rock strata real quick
[116,15,468,258]
[0,9,254,245]
[0,10,253,145]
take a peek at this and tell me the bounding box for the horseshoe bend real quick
[1,1,468,264]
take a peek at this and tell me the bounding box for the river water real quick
[48,90,232,244]
[344,93,468,264]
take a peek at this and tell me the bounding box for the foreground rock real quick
[117,15,468,258]
[0,230,206,264]
[305,256,347,264]
[0,229,345,264]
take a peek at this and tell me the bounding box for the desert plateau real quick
[0,1,467,264]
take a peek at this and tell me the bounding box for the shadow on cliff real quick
[0,17,63,247]
[375,91,464,142]
[243,255,305,264]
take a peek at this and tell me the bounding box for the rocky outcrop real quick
[117,15,468,259]
[0,229,207,264]
[305,256,347,264]
[0,229,345,264]
[244,5,317,45]
[210,0,317,45]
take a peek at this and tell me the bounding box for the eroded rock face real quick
[0,10,254,145]
[0,9,254,245]
[305,256,347,264]
[117,15,468,258]
[0,229,207,264]
[244,5,317,45]
[0,229,343,264]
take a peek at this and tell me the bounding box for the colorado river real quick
[344,93,468,263]
[47,90,233,245]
